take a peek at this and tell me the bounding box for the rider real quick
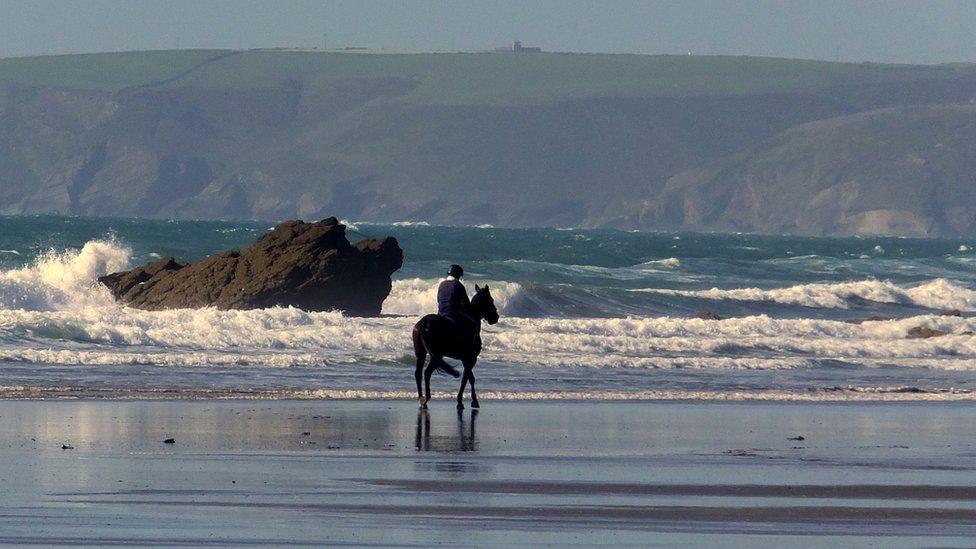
[437,264,475,331]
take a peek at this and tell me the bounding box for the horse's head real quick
[472,284,500,325]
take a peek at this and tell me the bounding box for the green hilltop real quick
[2,49,976,236]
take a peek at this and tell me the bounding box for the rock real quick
[787,435,805,441]
[940,309,962,317]
[99,217,403,316]
[97,257,186,298]
[61,444,74,450]
[696,311,723,320]
[907,326,949,339]
[163,438,175,444]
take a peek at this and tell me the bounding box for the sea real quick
[3,215,976,401]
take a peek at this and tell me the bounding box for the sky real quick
[1,0,975,64]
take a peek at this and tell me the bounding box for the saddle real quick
[438,314,479,347]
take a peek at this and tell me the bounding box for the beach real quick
[0,399,973,546]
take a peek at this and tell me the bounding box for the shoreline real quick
[0,387,975,402]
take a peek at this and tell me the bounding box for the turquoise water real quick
[2,215,976,399]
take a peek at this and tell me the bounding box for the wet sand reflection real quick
[415,409,478,452]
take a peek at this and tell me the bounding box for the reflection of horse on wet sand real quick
[415,409,478,452]
[412,285,500,409]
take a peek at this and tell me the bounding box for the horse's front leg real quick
[456,363,470,410]
[466,359,479,409]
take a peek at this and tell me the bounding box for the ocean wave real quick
[0,239,128,311]
[354,220,499,229]
[388,221,430,227]
[637,278,976,310]
[4,239,976,376]
[493,314,976,362]
[4,304,976,370]
[634,257,680,269]
[381,278,524,316]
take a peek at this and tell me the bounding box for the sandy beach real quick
[0,399,970,546]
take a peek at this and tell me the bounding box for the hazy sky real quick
[1,0,975,64]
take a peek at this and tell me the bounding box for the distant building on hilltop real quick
[494,40,542,53]
[513,40,541,53]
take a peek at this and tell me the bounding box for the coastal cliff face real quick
[98,217,402,315]
[4,50,976,236]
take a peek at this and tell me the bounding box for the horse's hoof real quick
[471,400,480,409]
[419,398,428,409]
[456,401,465,410]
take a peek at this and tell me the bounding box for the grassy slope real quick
[187,52,971,107]
[1,49,966,101]
[0,50,231,91]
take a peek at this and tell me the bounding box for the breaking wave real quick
[0,239,129,312]
[381,278,525,316]
[5,302,976,370]
[639,278,976,310]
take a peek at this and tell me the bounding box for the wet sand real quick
[0,400,975,546]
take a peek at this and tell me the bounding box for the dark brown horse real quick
[412,285,499,409]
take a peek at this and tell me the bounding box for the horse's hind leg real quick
[456,364,470,410]
[422,357,440,407]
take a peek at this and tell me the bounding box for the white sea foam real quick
[338,219,360,232]
[639,278,976,310]
[381,278,523,316]
[0,239,129,311]
[635,257,680,269]
[4,301,976,370]
[490,314,976,363]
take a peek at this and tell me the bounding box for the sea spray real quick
[0,239,130,311]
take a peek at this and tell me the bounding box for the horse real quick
[412,284,500,410]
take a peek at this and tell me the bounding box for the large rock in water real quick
[98,217,402,315]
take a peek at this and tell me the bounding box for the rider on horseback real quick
[415,265,500,409]
[437,264,476,336]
